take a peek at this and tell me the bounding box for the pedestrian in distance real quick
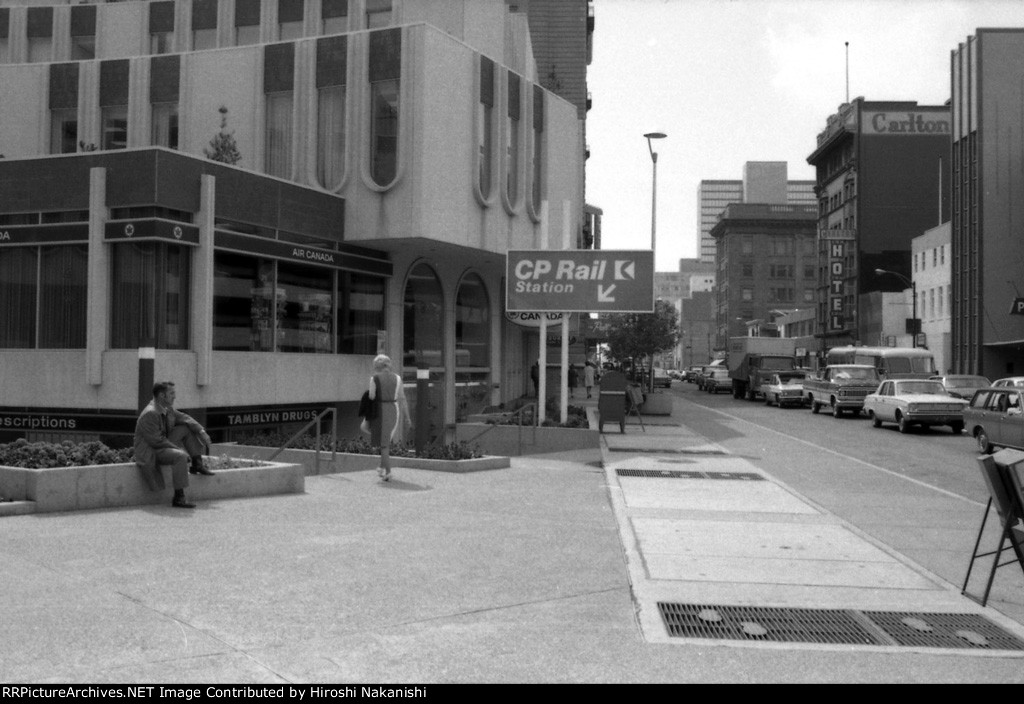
[568,364,579,399]
[530,361,540,398]
[584,361,596,399]
[134,381,213,509]
[369,354,410,482]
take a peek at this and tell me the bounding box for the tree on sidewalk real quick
[600,299,680,392]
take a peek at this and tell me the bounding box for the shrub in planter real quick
[233,431,483,461]
[0,439,133,468]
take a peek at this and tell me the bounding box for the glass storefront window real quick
[0,247,38,348]
[338,272,384,355]
[39,245,87,348]
[276,261,333,353]
[111,242,190,349]
[455,274,490,420]
[215,252,273,351]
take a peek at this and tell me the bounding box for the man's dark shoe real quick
[171,496,196,509]
[190,459,214,476]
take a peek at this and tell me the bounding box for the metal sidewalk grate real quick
[863,611,1024,650]
[609,447,729,455]
[658,603,882,645]
[616,469,764,481]
[658,603,1024,650]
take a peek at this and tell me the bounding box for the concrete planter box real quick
[639,391,674,416]
[454,422,599,457]
[211,443,510,475]
[0,459,303,515]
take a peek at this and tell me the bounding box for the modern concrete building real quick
[914,223,951,373]
[950,29,1024,378]
[696,162,815,264]
[807,98,950,353]
[709,203,818,349]
[0,0,588,444]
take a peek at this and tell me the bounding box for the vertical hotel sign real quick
[820,229,856,331]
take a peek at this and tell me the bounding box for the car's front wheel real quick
[897,413,911,434]
[811,399,821,414]
[832,401,842,418]
[976,427,993,454]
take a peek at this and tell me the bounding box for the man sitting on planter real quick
[134,381,214,509]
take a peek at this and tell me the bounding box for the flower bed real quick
[0,440,303,515]
[216,432,509,475]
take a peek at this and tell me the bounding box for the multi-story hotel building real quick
[697,162,815,265]
[807,98,950,352]
[0,0,590,444]
[950,29,1024,378]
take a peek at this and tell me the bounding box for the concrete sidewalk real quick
[3,390,1024,682]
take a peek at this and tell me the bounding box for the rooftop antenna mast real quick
[845,41,850,103]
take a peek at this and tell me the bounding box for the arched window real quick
[403,263,443,369]
[506,71,520,206]
[455,274,490,419]
[316,36,347,189]
[369,29,400,187]
[477,55,495,201]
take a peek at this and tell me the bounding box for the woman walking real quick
[369,354,408,482]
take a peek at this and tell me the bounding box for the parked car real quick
[696,361,726,390]
[929,374,992,400]
[863,379,968,434]
[992,377,1024,389]
[684,365,703,383]
[964,387,1024,453]
[761,371,807,407]
[653,368,672,388]
[704,368,732,394]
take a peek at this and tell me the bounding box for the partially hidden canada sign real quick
[506,250,654,313]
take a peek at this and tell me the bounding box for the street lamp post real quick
[875,268,917,348]
[644,132,667,252]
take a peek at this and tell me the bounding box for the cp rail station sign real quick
[506,250,654,313]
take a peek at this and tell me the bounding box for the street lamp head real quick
[644,132,667,140]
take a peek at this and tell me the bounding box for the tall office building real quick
[951,29,1024,377]
[0,0,588,443]
[697,162,815,264]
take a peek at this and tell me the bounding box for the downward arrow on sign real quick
[598,284,616,302]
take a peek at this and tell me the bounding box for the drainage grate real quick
[609,447,729,455]
[658,603,882,645]
[864,611,1024,650]
[616,469,764,481]
[657,603,1024,650]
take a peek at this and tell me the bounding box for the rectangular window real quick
[111,242,190,349]
[152,103,179,149]
[741,288,753,301]
[50,108,78,154]
[39,245,88,348]
[0,247,39,348]
[277,261,333,353]
[70,5,96,60]
[235,0,261,45]
[27,6,53,63]
[366,0,392,28]
[769,264,794,278]
[102,106,128,150]
[279,0,304,40]
[741,236,753,255]
[192,0,218,50]
[322,0,347,34]
[338,272,384,355]
[803,263,815,279]
[213,252,275,351]
[149,1,175,54]
[265,92,293,178]
[768,288,794,303]
[0,8,9,63]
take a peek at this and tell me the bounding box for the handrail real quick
[462,402,538,456]
[268,407,337,474]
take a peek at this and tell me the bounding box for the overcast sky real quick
[585,0,1024,271]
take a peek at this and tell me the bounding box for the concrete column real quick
[194,174,216,386]
[86,167,108,386]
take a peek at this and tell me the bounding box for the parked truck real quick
[802,364,881,417]
[727,337,797,401]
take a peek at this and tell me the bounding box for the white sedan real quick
[863,379,968,434]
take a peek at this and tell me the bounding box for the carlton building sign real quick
[863,111,950,135]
